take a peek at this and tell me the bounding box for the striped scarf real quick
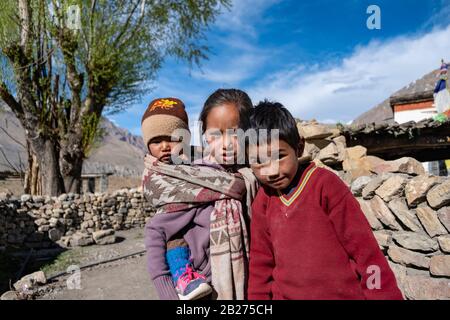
[142,154,257,299]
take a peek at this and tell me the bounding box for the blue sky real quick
[109,0,450,143]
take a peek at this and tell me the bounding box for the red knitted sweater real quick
[248,162,403,300]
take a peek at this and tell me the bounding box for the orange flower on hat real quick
[150,99,177,111]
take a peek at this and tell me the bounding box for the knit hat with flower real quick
[141,98,190,150]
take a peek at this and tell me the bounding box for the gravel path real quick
[36,228,159,300]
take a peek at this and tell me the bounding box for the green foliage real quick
[40,248,83,277]
[433,113,449,123]
[0,0,230,131]
[0,1,20,47]
[336,122,345,132]
[81,112,104,156]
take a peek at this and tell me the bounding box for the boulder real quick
[37,225,50,232]
[369,196,402,230]
[387,246,430,269]
[373,230,393,249]
[375,175,408,202]
[34,218,48,226]
[92,229,116,245]
[429,256,450,277]
[21,194,32,202]
[351,176,372,196]
[0,191,12,201]
[361,174,393,199]
[297,123,333,140]
[344,146,367,161]
[388,260,407,299]
[402,275,450,300]
[437,206,450,232]
[427,180,450,209]
[312,159,340,176]
[48,228,62,242]
[332,135,346,161]
[58,236,72,248]
[373,157,425,176]
[392,231,438,253]
[13,271,47,291]
[356,198,383,230]
[303,142,320,160]
[0,291,19,300]
[342,149,384,181]
[49,217,59,227]
[405,175,441,207]
[416,205,448,238]
[387,198,422,232]
[70,233,94,247]
[437,235,450,254]
[317,142,340,165]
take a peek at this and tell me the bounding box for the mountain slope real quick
[0,103,146,177]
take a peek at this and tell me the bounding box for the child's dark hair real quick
[250,100,302,152]
[199,89,253,133]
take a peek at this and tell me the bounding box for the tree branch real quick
[113,0,143,48]
[0,145,20,174]
[18,0,32,56]
[0,126,26,149]
[0,83,24,117]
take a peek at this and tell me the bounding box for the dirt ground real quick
[35,228,159,300]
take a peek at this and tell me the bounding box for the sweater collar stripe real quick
[278,165,317,206]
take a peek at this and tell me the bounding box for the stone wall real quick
[0,188,155,249]
[351,172,450,300]
[300,120,450,300]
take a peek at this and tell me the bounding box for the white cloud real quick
[215,0,281,37]
[192,50,268,84]
[249,25,450,122]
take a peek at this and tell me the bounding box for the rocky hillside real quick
[0,103,146,177]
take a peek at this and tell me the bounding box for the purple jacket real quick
[143,160,249,299]
[144,204,213,300]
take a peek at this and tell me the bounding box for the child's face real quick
[148,136,182,164]
[249,139,300,191]
[204,103,240,165]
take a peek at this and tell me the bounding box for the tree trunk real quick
[62,157,83,194]
[24,136,65,196]
[24,146,41,195]
[60,132,84,194]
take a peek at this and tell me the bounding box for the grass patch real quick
[40,248,83,277]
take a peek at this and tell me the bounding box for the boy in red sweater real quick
[247,100,403,300]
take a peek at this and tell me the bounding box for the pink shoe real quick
[175,265,212,300]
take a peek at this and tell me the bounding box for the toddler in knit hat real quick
[141,97,190,164]
[141,97,212,300]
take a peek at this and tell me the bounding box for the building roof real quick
[341,117,450,162]
[352,98,394,126]
[352,69,441,125]
[390,69,440,106]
